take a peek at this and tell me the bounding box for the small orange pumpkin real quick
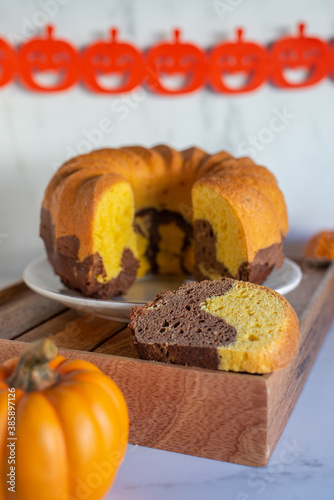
[0,339,128,500]
[304,230,334,260]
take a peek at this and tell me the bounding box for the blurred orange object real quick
[0,339,128,500]
[304,230,334,260]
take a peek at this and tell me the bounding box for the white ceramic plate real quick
[23,256,302,323]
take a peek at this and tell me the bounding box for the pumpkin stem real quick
[173,28,181,43]
[298,23,306,37]
[111,28,118,42]
[6,339,61,392]
[236,28,244,42]
[46,25,54,38]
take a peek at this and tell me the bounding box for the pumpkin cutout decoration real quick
[327,39,334,80]
[18,25,80,92]
[0,339,129,500]
[82,28,144,93]
[268,23,328,88]
[304,230,334,260]
[0,38,15,88]
[207,28,267,93]
[145,28,206,94]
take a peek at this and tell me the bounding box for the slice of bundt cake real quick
[129,278,299,374]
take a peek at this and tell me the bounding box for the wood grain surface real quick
[0,282,65,340]
[19,310,125,351]
[94,327,138,358]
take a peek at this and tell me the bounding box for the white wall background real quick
[1,0,334,283]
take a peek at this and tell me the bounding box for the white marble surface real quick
[108,317,334,500]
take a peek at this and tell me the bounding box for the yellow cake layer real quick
[92,180,138,282]
[201,281,289,373]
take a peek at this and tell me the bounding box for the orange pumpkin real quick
[0,339,128,500]
[304,230,334,260]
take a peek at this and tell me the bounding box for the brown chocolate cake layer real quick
[194,219,284,284]
[135,207,193,274]
[129,279,237,369]
[40,208,139,298]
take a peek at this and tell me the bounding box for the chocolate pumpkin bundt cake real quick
[129,278,299,374]
[40,145,288,298]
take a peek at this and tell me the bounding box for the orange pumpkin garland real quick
[18,25,80,92]
[82,28,144,94]
[207,28,267,94]
[0,339,128,500]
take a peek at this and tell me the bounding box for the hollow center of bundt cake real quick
[192,183,247,277]
[135,208,193,276]
[156,222,187,274]
[92,181,138,282]
[201,282,286,353]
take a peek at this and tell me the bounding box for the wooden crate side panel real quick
[266,263,334,454]
[0,339,268,467]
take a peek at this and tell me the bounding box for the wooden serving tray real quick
[1,259,334,467]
